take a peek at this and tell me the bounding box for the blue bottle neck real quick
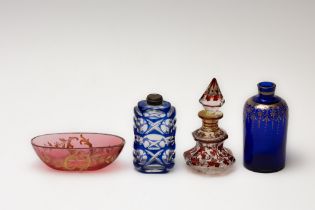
[258,93,276,103]
[254,82,280,104]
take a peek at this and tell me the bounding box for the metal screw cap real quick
[146,94,163,105]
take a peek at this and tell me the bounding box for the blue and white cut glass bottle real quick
[244,82,288,173]
[133,94,176,173]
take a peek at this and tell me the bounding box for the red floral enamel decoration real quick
[184,78,235,175]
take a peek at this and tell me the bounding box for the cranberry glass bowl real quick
[31,133,125,171]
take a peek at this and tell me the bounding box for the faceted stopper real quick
[199,78,225,111]
[147,94,163,105]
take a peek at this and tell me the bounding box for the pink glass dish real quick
[31,133,125,171]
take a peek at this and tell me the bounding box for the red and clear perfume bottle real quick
[184,78,235,175]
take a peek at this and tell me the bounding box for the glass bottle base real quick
[135,169,170,174]
[187,164,234,175]
[244,164,285,173]
[134,164,173,174]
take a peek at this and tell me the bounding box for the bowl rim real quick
[31,132,125,149]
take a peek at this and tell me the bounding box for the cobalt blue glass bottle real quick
[133,94,176,173]
[244,82,288,173]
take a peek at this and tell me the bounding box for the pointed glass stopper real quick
[199,78,225,111]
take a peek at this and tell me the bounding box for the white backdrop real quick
[0,0,314,210]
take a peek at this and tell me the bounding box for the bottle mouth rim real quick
[258,82,276,89]
[257,82,276,95]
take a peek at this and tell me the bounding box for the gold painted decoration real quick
[32,133,125,171]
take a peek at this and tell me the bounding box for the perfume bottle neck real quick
[259,92,275,99]
[198,110,222,132]
[257,81,276,100]
[202,119,219,132]
[193,110,227,143]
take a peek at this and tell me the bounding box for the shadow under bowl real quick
[31,132,125,171]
